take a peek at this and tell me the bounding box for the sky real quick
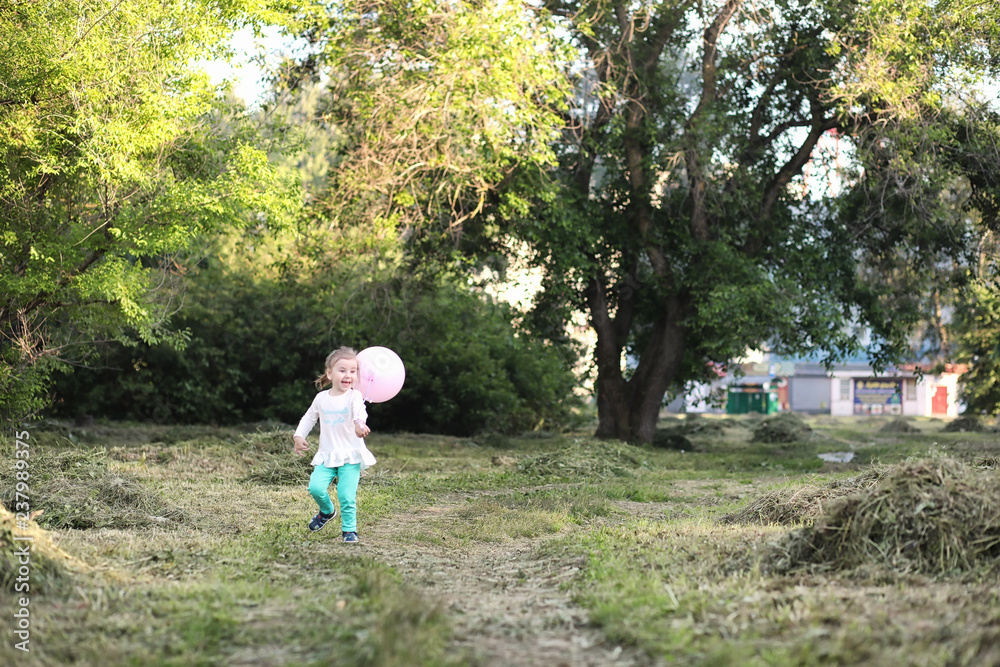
[198,27,294,108]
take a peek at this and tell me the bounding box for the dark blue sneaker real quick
[308,510,336,531]
[342,531,359,543]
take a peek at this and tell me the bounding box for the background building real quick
[671,355,966,417]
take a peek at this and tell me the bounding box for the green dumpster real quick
[726,383,779,415]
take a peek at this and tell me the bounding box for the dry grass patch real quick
[426,498,571,545]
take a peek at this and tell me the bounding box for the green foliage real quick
[381,286,582,435]
[0,0,301,425]
[955,276,1000,415]
[50,263,581,436]
[828,0,1000,121]
[273,0,570,244]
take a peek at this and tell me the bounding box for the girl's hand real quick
[354,421,370,438]
[293,436,310,457]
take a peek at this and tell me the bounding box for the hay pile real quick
[1,506,81,593]
[943,416,994,433]
[652,416,722,450]
[765,458,1000,576]
[672,415,726,436]
[238,428,295,456]
[471,431,512,448]
[651,429,693,451]
[880,418,920,433]
[517,440,643,478]
[0,449,185,529]
[43,474,185,529]
[751,413,812,443]
[720,467,890,526]
[240,428,313,485]
[243,456,313,485]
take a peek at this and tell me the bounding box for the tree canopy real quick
[0,0,300,423]
[266,0,573,263]
[6,0,1000,435]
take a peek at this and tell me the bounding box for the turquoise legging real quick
[308,463,361,532]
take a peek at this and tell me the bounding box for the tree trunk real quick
[588,275,631,440]
[592,290,688,444]
[627,294,688,443]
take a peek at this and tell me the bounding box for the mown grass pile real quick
[0,447,184,529]
[765,457,1000,576]
[516,439,645,478]
[943,415,995,433]
[719,466,890,526]
[880,417,920,433]
[0,505,80,593]
[239,427,313,485]
[751,412,813,443]
[976,455,1000,469]
[652,414,727,450]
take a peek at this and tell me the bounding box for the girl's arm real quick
[292,396,320,455]
[351,390,370,437]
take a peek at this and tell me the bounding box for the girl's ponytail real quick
[314,372,330,391]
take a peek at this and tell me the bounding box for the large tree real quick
[0,0,299,422]
[506,0,1000,442]
[273,0,1000,442]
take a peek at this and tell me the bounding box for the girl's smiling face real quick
[326,359,359,394]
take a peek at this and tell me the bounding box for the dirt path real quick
[361,493,659,667]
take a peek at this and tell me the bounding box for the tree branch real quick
[685,0,743,243]
[21,249,107,315]
[687,0,742,127]
[639,0,697,75]
[759,110,839,222]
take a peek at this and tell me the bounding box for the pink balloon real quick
[357,346,405,403]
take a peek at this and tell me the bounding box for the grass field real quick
[2,414,999,666]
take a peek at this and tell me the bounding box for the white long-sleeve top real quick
[294,388,376,469]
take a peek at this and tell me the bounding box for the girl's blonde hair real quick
[315,346,359,390]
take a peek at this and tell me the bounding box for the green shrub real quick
[49,268,580,436]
